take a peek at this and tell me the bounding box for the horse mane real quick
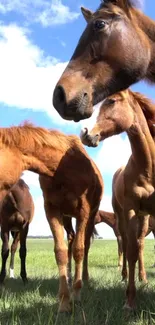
[99,0,143,11]
[0,122,81,152]
[129,90,155,138]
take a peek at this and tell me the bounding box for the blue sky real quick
[0,0,154,238]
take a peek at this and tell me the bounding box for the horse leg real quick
[72,211,90,302]
[138,215,149,282]
[45,203,70,313]
[117,213,127,281]
[117,235,123,269]
[152,230,155,267]
[19,224,28,284]
[125,209,138,310]
[10,231,20,278]
[82,209,97,281]
[63,216,75,286]
[0,228,9,283]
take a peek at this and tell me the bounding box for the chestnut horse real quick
[112,167,155,283]
[0,179,34,283]
[63,210,123,282]
[39,155,103,312]
[0,122,103,312]
[53,0,155,122]
[80,89,155,310]
[95,210,123,267]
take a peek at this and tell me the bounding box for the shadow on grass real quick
[0,277,155,325]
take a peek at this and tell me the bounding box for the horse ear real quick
[81,7,93,23]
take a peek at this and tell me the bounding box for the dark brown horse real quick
[0,179,34,283]
[53,0,155,122]
[0,122,103,312]
[80,89,155,310]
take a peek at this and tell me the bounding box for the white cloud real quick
[0,0,79,26]
[22,171,39,187]
[28,195,52,236]
[94,134,131,175]
[0,23,77,126]
[38,0,80,27]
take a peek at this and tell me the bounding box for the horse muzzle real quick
[53,86,93,122]
[80,128,100,147]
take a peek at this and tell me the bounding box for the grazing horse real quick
[0,122,103,312]
[53,0,155,122]
[0,179,34,283]
[80,89,155,310]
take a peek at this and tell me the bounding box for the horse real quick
[95,210,123,268]
[112,167,155,283]
[39,155,103,312]
[53,0,155,122]
[63,210,123,281]
[80,89,155,310]
[0,178,34,284]
[0,122,103,312]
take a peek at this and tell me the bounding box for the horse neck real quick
[0,127,66,177]
[133,10,155,81]
[127,104,155,175]
[98,211,115,228]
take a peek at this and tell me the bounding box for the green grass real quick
[0,239,155,325]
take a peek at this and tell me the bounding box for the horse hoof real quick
[22,278,28,285]
[71,290,81,303]
[58,300,72,313]
[0,275,5,285]
[123,302,135,311]
[139,278,148,284]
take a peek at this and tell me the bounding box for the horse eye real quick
[105,98,116,105]
[94,20,106,30]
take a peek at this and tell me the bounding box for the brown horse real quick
[0,122,103,312]
[63,210,123,281]
[112,167,155,284]
[39,155,103,312]
[0,179,34,283]
[95,210,123,267]
[53,0,155,122]
[80,89,155,310]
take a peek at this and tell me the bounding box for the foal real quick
[0,179,34,283]
[0,122,103,312]
[81,89,155,309]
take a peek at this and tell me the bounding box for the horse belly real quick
[9,212,25,230]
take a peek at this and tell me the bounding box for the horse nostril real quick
[53,85,66,108]
[83,92,88,98]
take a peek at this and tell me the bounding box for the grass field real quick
[0,239,155,325]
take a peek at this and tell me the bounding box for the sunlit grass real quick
[0,239,155,324]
